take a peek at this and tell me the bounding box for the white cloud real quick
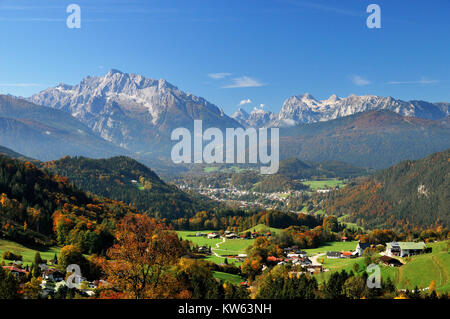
[223,76,264,88]
[239,98,252,105]
[387,77,439,85]
[351,75,370,86]
[208,72,231,80]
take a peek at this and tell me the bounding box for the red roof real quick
[2,266,27,273]
[341,251,353,256]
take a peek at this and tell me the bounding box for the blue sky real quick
[0,0,449,115]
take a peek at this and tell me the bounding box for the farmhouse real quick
[327,251,342,259]
[42,269,65,282]
[385,242,428,257]
[2,266,28,279]
[207,233,220,239]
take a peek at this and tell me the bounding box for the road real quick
[211,237,226,257]
[310,253,326,266]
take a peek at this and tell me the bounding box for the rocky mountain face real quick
[232,107,277,128]
[29,69,241,153]
[235,93,448,128]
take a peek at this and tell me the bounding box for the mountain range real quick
[279,110,450,168]
[233,93,449,128]
[29,69,241,154]
[0,69,447,170]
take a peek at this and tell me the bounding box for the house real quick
[354,241,371,256]
[198,246,210,254]
[207,233,220,239]
[385,242,428,257]
[225,233,239,239]
[327,251,342,259]
[341,236,348,242]
[299,257,313,266]
[380,255,403,267]
[42,269,65,282]
[341,251,354,258]
[2,266,28,279]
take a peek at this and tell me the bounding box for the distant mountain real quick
[234,93,448,128]
[279,110,450,169]
[41,156,215,219]
[29,69,241,154]
[322,149,450,231]
[0,95,127,161]
[0,145,32,160]
[232,107,276,128]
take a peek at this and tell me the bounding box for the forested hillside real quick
[321,149,450,231]
[0,155,137,252]
[41,156,215,219]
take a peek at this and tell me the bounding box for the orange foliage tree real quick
[102,214,186,299]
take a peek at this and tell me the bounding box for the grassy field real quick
[313,240,450,293]
[176,230,223,247]
[176,230,257,266]
[302,179,345,191]
[241,224,282,235]
[204,166,219,173]
[303,241,358,254]
[381,241,450,293]
[213,271,244,285]
[216,239,255,255]
[0,239,61,266]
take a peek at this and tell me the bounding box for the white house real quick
[385,242,427,257]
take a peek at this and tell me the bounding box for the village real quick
[184,229,433,277]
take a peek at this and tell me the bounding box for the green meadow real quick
[303,241,358,254]
[313,240,450,293]
[0,239,61,267]
[176,230,223,247]
[242,224,283,235]
[302,179,345,191]
[212,271,244,285]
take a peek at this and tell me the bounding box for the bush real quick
[2,251,22,261]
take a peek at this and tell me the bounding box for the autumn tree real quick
[342,276,366,299]
[103,214,186,299]
[23,278,42,299]
[0,267,19,299]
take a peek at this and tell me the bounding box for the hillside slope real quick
[41,156,215,219]
[0,145,32,161]
[0,155,136,251]
[321,149,450,231]
[280,110,450,169]
[0,95,127,161]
